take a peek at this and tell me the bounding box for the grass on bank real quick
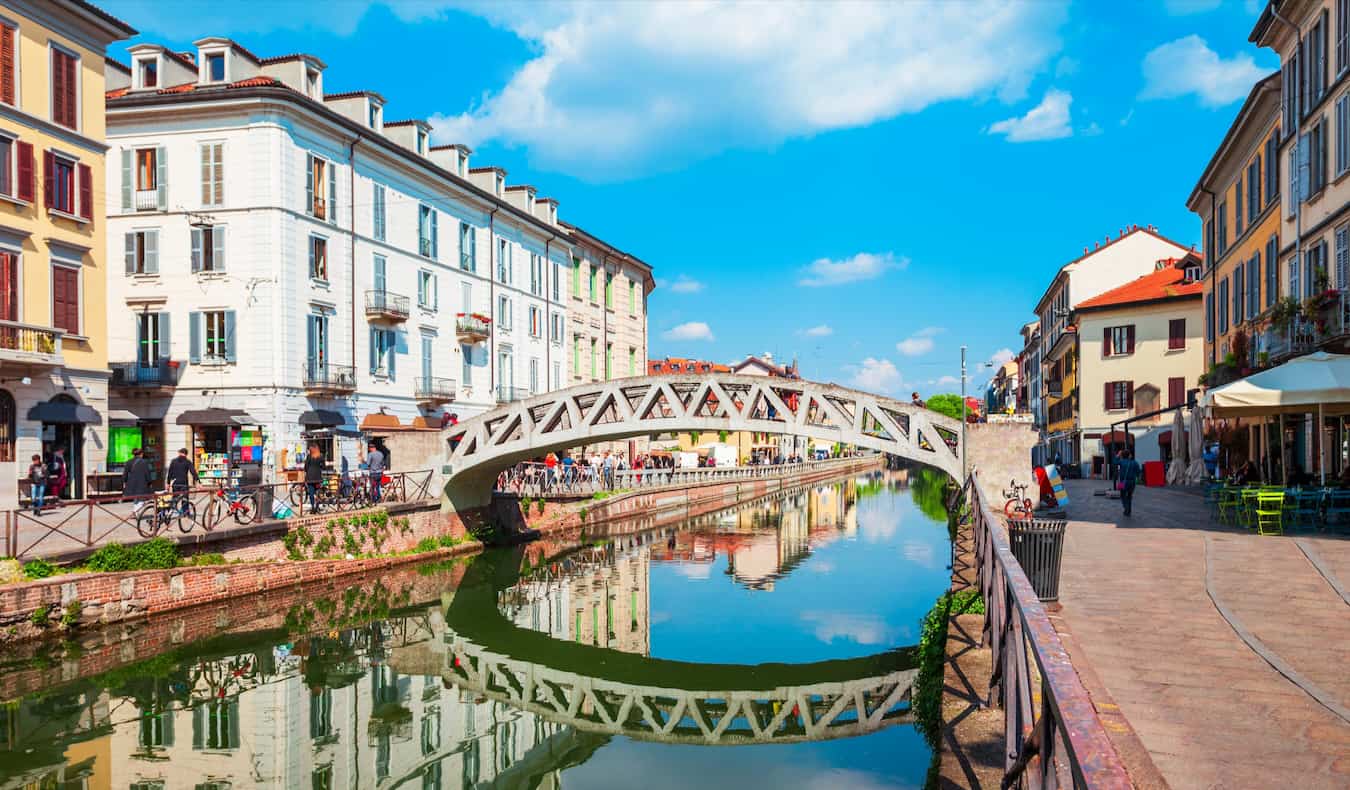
[916,587,986,787]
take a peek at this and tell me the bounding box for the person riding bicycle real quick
[166,448,199,514]
[366,442,386,502]
[303,443,326,513]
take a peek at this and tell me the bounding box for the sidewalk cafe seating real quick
[1217,486,1242,526]
[1290,489,1324,532]
[1239,488,1260,529]
[1326,490,1350,533]
[1254,491,1285,536]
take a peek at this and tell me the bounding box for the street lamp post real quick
[961,346,968,483]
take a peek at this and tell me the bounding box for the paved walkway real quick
[1055,479,1350,789]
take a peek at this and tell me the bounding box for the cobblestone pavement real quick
[1055,479,1350,789]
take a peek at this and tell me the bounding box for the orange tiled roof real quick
[1075,265,1203,310]
[106,76,286,100]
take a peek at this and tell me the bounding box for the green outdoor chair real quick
[1239,488,1260,529]
[1291,490,1324,531]
[1255,491,1285,535]
[1325,490,1350,533]
[1217,487,1241,526]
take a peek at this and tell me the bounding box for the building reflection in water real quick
[0,479,884,790]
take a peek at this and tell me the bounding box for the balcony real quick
[0,320,63,366]
[1267,319,1316,364]
[419,237,434,258]
[303,361,356,394]
[456,314,491,344]
[311,198,327,221]
[110,360,181,390]
[496,385,529,404]
[1046,380,1063,399]
[365,290,410,323]
[134,189,158,211]
[415,376,457,405]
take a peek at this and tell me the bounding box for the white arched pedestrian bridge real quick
[442,374,963,508]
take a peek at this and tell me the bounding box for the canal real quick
[0,468,955,789]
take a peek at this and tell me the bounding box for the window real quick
[1306,239,1329,298]
[370,327,396,377]
[309,688,333,740]
[1218,277,1229,333]
[629,280,637,314]
[191,225,225,273]
[51,264,78,334]
[137,57,157,89]
[1302,120,1328,198]
[307,314,329,375]
[528,305,541,338]
[306,154,334,221]
[192,699,239,750]
[550,312,563,344]
[628,347,636,376]
[497,295,511,330]
[124,230,159,275]
[0,135,10,198]
[44,152,81,216]
[417,270,437,310]
[416,129,428,155]
[1105,380,1132,411]
[1168,377,1186,409]
[552,261,561,301]
[136,148,157,193]
[1103,325,1134,357]
[1233,263,1245,324]
[190,310,236,363]
[460,343,472,387]
[588,264,597,302]
[1265,132,1279,206]
[1337,92,1350,177]
[200,142,223,206]
[571,257,581,297]
[123,146,164,211]
[305,68,319,98]
[1247,157,1260,222]
[529,253,543,296]
[1336,223,1348,291]
[0,251,15,322]
[459,222,475,271]
[368,102,380,130]
[590,338,597,378]
[1204,292,1213,342]
[1289,250,1301,300]
[421,708,441,756]
[1168,318,1186,350]
[529,357,539,394]
[497,238,510,283]
[135,313,168,366]
[309,235,328,280]
[0,23,15,106]
[1247,255,1260,318]
[372,184,386,241]
[50,46,77,130]
[1216,201,1228,256]
[1266,235,1279,307]
[1339,0,1349,75]
[206,52,225,82]
[418,204,437,258]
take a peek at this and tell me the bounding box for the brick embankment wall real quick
[0,559,471,702]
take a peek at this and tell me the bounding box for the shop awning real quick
[176,408,252,426]
[299,409,344,428]
[359,413,403,431]
[106,409,142,423]
[28,401,101,424]
[1202,352,1350,417]
[1100,430,1134,445]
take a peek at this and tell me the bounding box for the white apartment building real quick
[100,37,637,482]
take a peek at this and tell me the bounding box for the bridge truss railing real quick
[965,471,1131,789]
[494,455,872,498]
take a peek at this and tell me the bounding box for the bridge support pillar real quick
[965,422,1039,505]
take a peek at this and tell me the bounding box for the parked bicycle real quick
[1003,479,1035,520]
[134,491,196,538]
[202,486,260,529]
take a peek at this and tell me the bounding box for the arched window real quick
[0,389,13,462]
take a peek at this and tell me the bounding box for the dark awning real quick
[299,409,344,428]
[1100,430,1135,445]
[28,401,101,424]
[176,408,251,426]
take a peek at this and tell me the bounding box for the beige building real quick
[563,221,652,385]
[1074,258,1204,475]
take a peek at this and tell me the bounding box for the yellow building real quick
[0,0,133,507]
[1186,71,1282,375]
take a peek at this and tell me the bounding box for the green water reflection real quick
[0,468,949,789]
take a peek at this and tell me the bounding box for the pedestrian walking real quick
[303,443,326,513]
[123,448,154,514]
[1116,449,1141,518]
[27,454,46,514]
[48,448,68,502]
[366,442,386,502]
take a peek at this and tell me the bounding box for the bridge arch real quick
[442,374,962,508]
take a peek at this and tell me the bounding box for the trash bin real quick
[1008,519,1067,602]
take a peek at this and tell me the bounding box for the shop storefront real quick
[28,395,101,500]
[176,409,266,488]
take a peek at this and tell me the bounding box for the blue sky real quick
[103,0,1278,395]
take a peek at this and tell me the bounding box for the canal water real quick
[0,468,953,789]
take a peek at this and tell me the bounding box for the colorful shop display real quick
[192,424,267,487]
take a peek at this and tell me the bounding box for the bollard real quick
[1007,518,1067,601]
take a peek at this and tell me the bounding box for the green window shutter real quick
[157,312,170,363]
[144,230,158,274]
[328,161,337,224]
[305,154,314,215]
[189,311,201,363]
[120,148,131,211]
[155,146,166,209]
[212,227,225,271]
[124,232,135,274]
[224,311,237,362]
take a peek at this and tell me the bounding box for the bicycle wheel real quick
[232,493,259,525]
[176,498,198,533]
[1004,499,1022,519]
[288,483,307,507]
[200,497,223,531]
[135,507,162,538]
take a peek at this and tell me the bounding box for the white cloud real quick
[658,274,705,294]
[662,321,715,342]
[798,252,906,287]
[800,324,834,337]
[896,327,943,357]
[432,0,1067,178]
[849,357,903,394]
[800,611,899,646]
[987,89,1074,142]
[1140,36,1270,107]
[1163,0,1221,14]
[935,375,961,387]
[988,348,1016,366]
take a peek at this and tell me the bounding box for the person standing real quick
[122,448,153,514]
[303,443,326,513]
[27,454,47,515]
[1117,449,1141,518]
[366,442,386,502]
[165,448,200,514]
[48,448,68,503]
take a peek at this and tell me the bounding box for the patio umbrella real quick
[1185,406,1207,484]
[1166,407,1187,485]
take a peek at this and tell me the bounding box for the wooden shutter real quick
[189,312,201,363]
[120,149,132,211]
[369,327,378,374]
[42,150,53,208]
[430,209,438,259]
[16,141,32,202]
[1125,381,1134,411]
[1102,327,1112,357]
[0,26,14,106]
[52,266,78,334]
[190,229,202,272]
[77,164,91,220]
[0,252,15,321]
[144,230,158,274]
[155,147,166,209]
[157,312,170,363]
[1126,325,1136,354]
[212,226,225,271]
[1168,377,1184,409]
[328,160,337,224]
[224,311,236,362]
[1104,382,1112,411]
[124,232,136,274]
[51,49,65,127]
[305,154,314,215]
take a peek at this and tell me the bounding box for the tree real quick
[925,393,965,421]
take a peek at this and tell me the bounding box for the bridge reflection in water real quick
[0,473,940,790]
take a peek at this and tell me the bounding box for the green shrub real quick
[415,537,438,553]
[60,600,82,629]
[23,558,57,580]
[85,538,180,572]
[578,507,588,523]
[436,533,460,548]
[535,498,546,515]
[30,604,50,627]
[181,553,226,566]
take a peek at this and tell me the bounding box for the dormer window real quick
[137,57,158,89]
[494,173,503,195]
[205,52,225,82]
[525,192,534,210]
[416,129,428,155]
[368,103,381,130]
[456,153,466,177]
[306,68,319,98]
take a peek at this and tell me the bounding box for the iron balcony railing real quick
[496,385,529,404]
[303,361,356,392]
[415,376,457,402]
[1266,319,1316,362]
[311,197,327,221]
[110,360,181,387]
[133,189,158,211]
[0,320,64,365]
[456,315,491,342]
[364,290,410,321]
